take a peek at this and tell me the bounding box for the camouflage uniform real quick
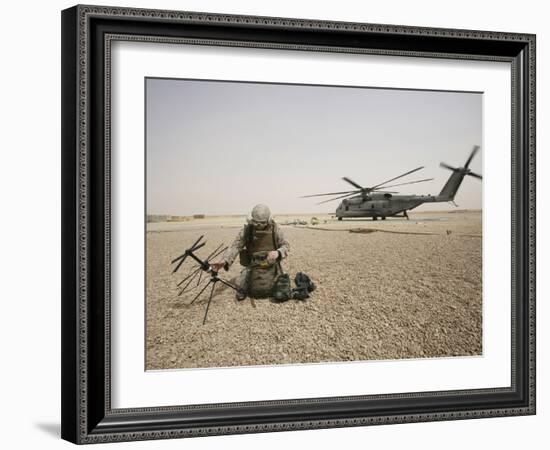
[221,220,290,297]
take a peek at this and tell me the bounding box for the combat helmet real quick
[248,204,272,229]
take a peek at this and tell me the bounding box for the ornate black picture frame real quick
[61,4,536,444]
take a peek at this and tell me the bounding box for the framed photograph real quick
[61,5,536,444]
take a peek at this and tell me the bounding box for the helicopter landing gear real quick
[382,217,386,221]
[338,217,342,221]
[404,210,409,220]
[372,217,378,221]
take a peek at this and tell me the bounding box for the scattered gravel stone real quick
[146,211,482,370]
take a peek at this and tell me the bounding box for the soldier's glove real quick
[267,250,279,263]
[210,262,228,272]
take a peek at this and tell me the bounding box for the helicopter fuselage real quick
[305,146,480,220]
[335,192,437,219]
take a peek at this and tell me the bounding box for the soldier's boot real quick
[235,289,247,301]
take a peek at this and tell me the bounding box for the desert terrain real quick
[146,210,482,370]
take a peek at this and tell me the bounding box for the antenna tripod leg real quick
[187,279,212,306]
[202,280,218,325]
[216,277,240,292]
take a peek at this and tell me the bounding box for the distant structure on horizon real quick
[147,214,204,223]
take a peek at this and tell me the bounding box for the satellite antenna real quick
[171,235,239,325]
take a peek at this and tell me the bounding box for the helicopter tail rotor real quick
[439,145,482,180]
[437,145,482,202]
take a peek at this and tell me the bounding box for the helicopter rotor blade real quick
[372,178,434,190]
[300,190,358,198]
[342,177,365,190]
[317,191,359,205]
[440,162,458,171]
[370,166,424,190]
[464,145,480,169]
[468,172,482,180]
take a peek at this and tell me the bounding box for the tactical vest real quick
[241,223,280,298]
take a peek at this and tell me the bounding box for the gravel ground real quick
[146,211,482,370]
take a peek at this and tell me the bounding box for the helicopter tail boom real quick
[436,170,466,202]
[436,145,482,202]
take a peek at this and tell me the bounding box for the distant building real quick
[147,214,204,222]
[147,215,171,223]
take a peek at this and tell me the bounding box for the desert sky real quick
[146,78,482,216]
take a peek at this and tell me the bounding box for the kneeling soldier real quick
[211,204,290,300]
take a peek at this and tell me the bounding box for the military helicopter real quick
[302,146,482,221]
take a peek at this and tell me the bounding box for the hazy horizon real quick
[146,209,482,219]
[146,78,482,216]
